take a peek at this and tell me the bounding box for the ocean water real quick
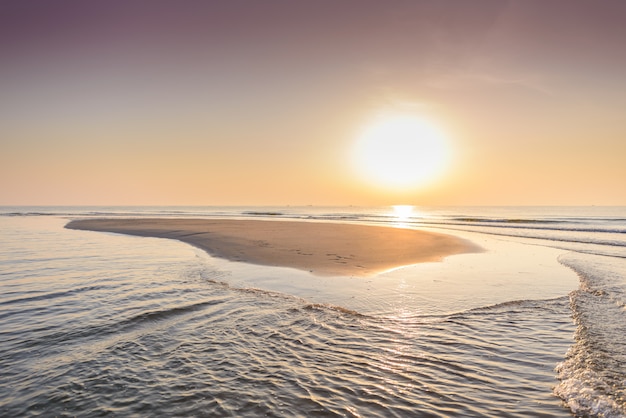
[0,206,624,417]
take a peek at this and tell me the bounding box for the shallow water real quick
[1,207,625,417]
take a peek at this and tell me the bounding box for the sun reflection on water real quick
[391,205,415,228]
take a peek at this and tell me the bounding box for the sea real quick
[1,206,624,418]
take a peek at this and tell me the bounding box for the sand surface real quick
[66,219,480,276]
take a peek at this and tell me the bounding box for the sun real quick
[353,114,449,190]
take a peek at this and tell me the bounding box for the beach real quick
[3,206,625,417]
[66,218,480,276]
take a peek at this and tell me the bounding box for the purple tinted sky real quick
[2,1,626,205]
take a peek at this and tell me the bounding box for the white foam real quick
[555,356,626,418]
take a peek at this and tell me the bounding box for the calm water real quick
[1,206,625,417]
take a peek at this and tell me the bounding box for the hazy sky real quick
[2,0,625,206]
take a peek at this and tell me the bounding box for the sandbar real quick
[65,219,480,276]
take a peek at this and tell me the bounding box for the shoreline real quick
[65,218,481,276]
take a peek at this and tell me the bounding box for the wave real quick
[301,303,366,318]
[411,218,626,234]
[1,300,228,360]
[0,285,112,307]
[451,296,570,316]
[204,277,371,320]
[119,300,220,327]
[451,217,562,224]
[412,223,626,252]
[554,253,626,418]
[0,211,57,217]
[242,211,284,216]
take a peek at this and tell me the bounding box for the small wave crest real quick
[119,301,219,329]
[450,296,570,317]
[242,211,284,216]
[0,211,57,217]
[301,303,365,318]
[452,217,561,224]
[204,279,368,319]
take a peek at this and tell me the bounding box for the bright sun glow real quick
[353,114,449,190]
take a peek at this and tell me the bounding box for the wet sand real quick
[66,218,480,276]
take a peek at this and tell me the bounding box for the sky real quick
[1,0,625,206]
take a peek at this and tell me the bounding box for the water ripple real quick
[0,216,583,417]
